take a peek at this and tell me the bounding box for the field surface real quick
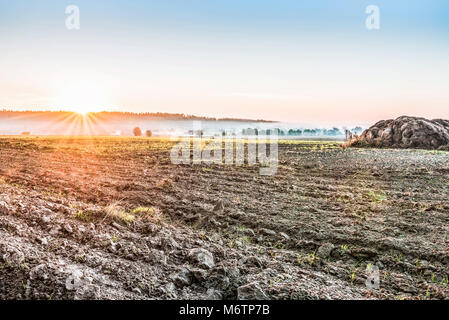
[0,136,448,300]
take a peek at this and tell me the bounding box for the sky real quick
[0,0,448,125]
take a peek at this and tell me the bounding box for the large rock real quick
[351,116,449,149]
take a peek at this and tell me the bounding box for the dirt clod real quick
[188,248,215,269]
[317,243,335,259]
[237,282,268,300]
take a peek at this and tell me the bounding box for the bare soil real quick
[0,136,448,300]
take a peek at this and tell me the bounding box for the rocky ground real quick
[0,136,448,300]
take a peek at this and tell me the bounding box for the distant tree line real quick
[241,127,363,137]
[0,110,274,123]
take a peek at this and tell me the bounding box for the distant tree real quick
[352,126,363,134]
[332,127,342,135]
[133,127,142,136]
[145,130,152,137]
[288,129,303,136]
[325,127,342,136]
[21,131,31,136]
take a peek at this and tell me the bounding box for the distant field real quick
[0,136,448,299]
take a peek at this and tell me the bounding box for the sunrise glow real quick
[53,84,111,115]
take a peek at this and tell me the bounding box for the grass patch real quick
[132,205,165,224]
[297,250,317,266]
[73,209,100,223]
[132,206,156,216]
[104,203,136,225]
[367,190,387,202]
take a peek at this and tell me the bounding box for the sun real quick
[54,84,112,114]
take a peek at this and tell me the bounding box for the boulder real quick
[351,116,449,150]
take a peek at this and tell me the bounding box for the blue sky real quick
[0,1,448,124]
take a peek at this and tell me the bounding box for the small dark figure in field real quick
[146,130,152,137]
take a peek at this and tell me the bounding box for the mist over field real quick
[0,111,362,138]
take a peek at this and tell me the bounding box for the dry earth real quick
[0,136,448,300]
